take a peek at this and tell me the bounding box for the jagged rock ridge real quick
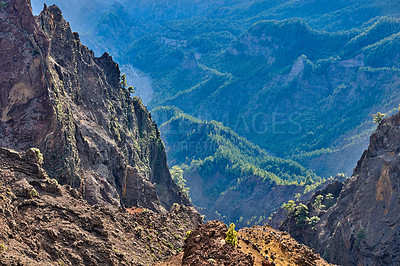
[0,0,188,211]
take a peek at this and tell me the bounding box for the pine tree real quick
[120,74,127,89]
[313,195,325,209]
[372,112,385,124]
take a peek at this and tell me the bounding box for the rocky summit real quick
[0,0,188,211]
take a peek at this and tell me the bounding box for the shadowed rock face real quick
[282,113,400,265]
[0,0,189,211]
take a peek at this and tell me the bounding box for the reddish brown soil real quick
[158,221,331,266]
[238,225,331,266]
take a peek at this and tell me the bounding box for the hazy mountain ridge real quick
[153,16,400,177]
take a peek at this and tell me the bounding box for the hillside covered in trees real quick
[152,106,326,227]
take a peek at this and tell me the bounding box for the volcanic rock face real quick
[282,113,400,265]
[0,0,189,211]
[0,147,201,265]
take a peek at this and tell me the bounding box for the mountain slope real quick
[154,17,400,177]
[0,0,188,211]
[281,112,400,265]
[152,106,322,227]
[30,0,400,178]
[0,146,201,265]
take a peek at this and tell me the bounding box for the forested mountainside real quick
[152,106,323,227]
[0,0,188,211]
[136,16,400,177]
[279,112,400,265]
[31,0,400,57]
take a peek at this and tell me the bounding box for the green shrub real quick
[170,166,189,197]
[325,193,334,200]
[225,223,238,246]
[372,112,385,124]
[29,148,44,165]
[283,200,296,214]
[325,193,336,209]
[28,188,38,198]
[313,195,325,209]
[294,203,310,226]
[308,216,320,226]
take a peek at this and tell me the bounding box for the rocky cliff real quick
[0,0,189,211]
[0,147,201,265]
[281,112,400,265]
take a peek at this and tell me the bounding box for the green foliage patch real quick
[225,223,238,246]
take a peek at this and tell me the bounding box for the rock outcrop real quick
[268,176,346,229]
[281,112,400,265]
[0,0,189,211]
[160,220,331,265]
[0,147,202,265]
[160,220,254,266]
[239,225,330,266]
[182,221,254,266]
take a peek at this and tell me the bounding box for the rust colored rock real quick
[182,221,254,266]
